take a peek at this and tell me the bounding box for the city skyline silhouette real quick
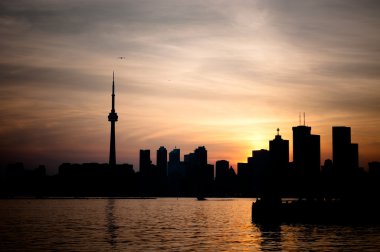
[1,1,380,174]
[1,72,379,194]
[1,72,379,199]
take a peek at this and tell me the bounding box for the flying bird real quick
[117,56,126,59]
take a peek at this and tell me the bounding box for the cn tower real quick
[108,72,118,167]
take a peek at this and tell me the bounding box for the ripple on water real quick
[1,198,380,251]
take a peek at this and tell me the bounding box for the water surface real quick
[0,198,379,251]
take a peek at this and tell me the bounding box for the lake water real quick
[1,198,380,251]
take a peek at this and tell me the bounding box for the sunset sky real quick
[1,0,380,174]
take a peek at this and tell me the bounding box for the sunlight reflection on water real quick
[0,198,380,251]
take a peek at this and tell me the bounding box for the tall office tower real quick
[169,148,180,163]
[168,148,180,175]
[269,129,289,173]
[193,146,208,180]
[193,146,213,193]
[333,126,350,173]
[333,126,359,174]
[139,149,151,175]
[292,125,320,176]
[183,152,195,180]
[215,160,229,180]
[108,72,118,167]
[215,160,229,193]
[194,146,207,168]
[157,146,168,178]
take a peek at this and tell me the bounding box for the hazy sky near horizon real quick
[1,0,380,174]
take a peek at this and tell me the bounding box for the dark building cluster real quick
[236,125,375,201]
[137,146,216,196]
[250,127,380,223]
[1,124,380,198]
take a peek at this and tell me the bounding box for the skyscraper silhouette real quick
[193,146,213,196]
[269,129,289,173]
[215,160,229,180]
[332,126,359,174]
[333,126,351,173]
[108,72,118,167]
[157,146,168,178]
[139,149,151,175]
[292,125,320,176]
[168,148,181,176]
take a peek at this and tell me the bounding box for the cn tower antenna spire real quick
[111,71,115,112]
[108,72,118,167]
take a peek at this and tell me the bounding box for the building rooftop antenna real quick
[299,112,301,125]
[304,112,306,126]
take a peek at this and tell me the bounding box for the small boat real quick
[197,196,207,201]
